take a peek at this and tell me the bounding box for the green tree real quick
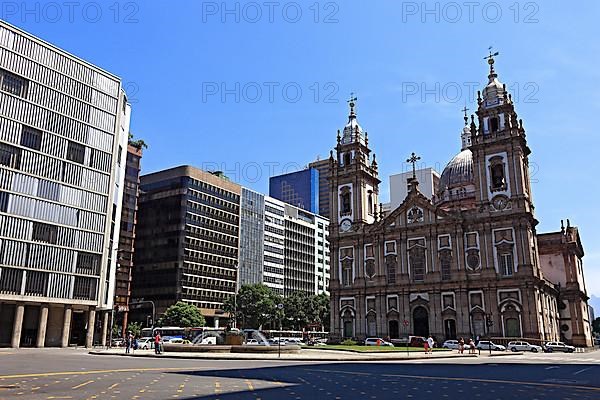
[128,132,148,150]
[224,284,282,329]
[126,321,143,337]
[313,293,330,331]
[592,317,600,335]
[158,301,205,328]
[283,292,311,330]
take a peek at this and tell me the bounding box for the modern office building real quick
[308,158,331,218]
[0,21,130,348]
[238,187,265,287]
[283,205,330,296]
[269,168,319,214]
[131,166,241,327]
[238,190,329,296]
[262,196,286,295]
[113,143,143,334]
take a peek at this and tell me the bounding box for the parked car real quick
[544,341,575,353]
[475,341,506,351]
[137,337,154,350]
[442,340,460,349]
[111,338,124,347]
[507,341,542,353]
[365,338,394,347]
[409,336,427,347]
[246,339,260,345]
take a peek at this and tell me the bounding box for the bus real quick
[140,327,185,340]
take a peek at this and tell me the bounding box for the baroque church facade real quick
[328,56,593,346]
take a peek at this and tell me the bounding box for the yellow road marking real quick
[177,383,185,393]
[47,397,73,399]
[309,368,600,392]
[72,380,94,390]
[108,383,119,390]
[215,381,221,394]
[0,367,188,380]
[245,379,255,391]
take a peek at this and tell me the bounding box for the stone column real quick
[85,308,96,348]
[61,306,72,348]
[101,312,109,347]
[36,304,49,348]
[11,304,25,349]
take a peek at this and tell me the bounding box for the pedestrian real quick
[155,332,162,354]
[423,337,429,354]
[458,337,465,354]
[427,335,435,354]
[125,331,131,354]
[469,338,476,354]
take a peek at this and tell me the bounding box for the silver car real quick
[507,341,542,352]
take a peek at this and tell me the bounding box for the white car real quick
[507,341,542,353]
[442,340,460,349]
[246,339,260,345]
[365,338,394,347]
[475,341,506,351]
[137,337,154,350]
[544,341,575,353]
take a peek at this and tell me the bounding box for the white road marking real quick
[573,367,593,375]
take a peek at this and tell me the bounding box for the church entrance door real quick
[389,320,399,339]
[413,306,429,337]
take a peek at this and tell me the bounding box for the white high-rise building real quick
[238,189,330,297]
[0,21,129,348]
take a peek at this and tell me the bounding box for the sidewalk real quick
[90,348,482,361]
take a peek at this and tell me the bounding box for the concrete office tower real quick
[283,205,330,296]
[113,144,143,334]
[389,168,440,208]
[0,21,130,348]
[262,196,286,295]
[132,166,241,327]
[238,190,329,297]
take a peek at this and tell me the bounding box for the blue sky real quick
[3,0,599,299]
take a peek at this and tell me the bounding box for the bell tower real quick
[329,96,380,235]
[469,49,540,278]
[469,49,534,215]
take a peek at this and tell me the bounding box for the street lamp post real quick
[277,303,284,358]
[130,300,156,331]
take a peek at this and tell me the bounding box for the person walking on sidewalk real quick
[154,332,162,354]
[125,331,132,354]
[427,336,435,354]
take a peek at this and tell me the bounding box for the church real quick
[327,54,593,347]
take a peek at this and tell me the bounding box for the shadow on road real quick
[168,362,600,400]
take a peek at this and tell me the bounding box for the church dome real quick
[439,149,474,190]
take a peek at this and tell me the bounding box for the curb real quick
[88,351,478,362]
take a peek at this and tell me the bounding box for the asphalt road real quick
[0,348,598,399]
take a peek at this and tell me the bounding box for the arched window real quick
[490,117,499,132]
[343,152,351,166]
[339,189,352,217]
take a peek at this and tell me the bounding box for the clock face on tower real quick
[340,219,352,232]
[492,195,509,211]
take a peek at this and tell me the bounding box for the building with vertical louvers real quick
[0,21,130,348]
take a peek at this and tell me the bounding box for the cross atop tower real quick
[484,46,500,76]
[406,152,421,179]
[462,105,469,125]
[347,93,358,116]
